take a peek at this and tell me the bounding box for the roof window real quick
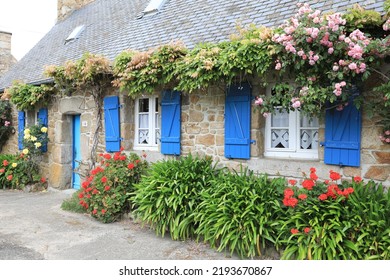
[143,0,167,14]
[65,25,85,44]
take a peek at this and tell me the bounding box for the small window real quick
[65,25,85,44]
[264,86,319,159]
[143,0,167,14]
[134,96,160,150]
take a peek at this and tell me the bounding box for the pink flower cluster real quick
[384,18,390,31]
[379,130,390,144]
[333,81,346,96]
[291,97,301,108]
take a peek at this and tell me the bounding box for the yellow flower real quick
[41,127,48,133]
[34,142,42,148]
[31,136,37,142]
[23,148,29,155]
[24,129,30,134]
[12,162,18,168]
[24,134,31,140]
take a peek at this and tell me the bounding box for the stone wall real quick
[57,0,95,21]
[0,31,17,77]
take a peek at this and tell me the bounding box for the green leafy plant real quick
[0,153,44,190]
[22,124,49,159]
[0,100,14,152]
[343,4,384,32]
[61,190,88,213]
[132,154,218,240]
[79,149,147,223]
[194,167,284,258]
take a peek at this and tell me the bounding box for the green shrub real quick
[194,167,284,258]
[132,154,218,240]
[61,190,87,213]
[79,150,148,223]
[277,169,390,260]
[0,153,43,190]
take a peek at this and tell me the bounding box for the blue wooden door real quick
[72,115,81,189]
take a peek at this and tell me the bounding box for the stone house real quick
[0,30,17,78]
[0,0,389,189]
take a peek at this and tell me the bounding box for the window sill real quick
[264,151,319,160]
[133,145,159,152]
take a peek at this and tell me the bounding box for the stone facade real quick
[57,0,95,21]
[0,31,16,77]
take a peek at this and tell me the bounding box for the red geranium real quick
[101,176,108,183]
[288,179,297,186]
[318,193,328,201]
[291,228,299,234]
[7,174,13,181]
[128,163,135,170]
[283,197,298,207]
[302,179,315,190]
[104,185,111,191]
[101,209,106,214]
[0,168,4,173]
[3,160,9,166]
[298,194,307,200]
[103,154,111,160]
[329,170,341,181]
[40,177,47,183]
[92,209,97,215]
[353,176,362,183]
[304,227,311,234]
[284,188,294,198]
[310,167,316,173]
[310,172,318,181]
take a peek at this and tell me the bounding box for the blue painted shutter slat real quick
[324,97,361,167]
[18,111,25,150]
[37,108,48,152]
[104,96,121,152]
[224,83,251,159]
[161,90,181,155]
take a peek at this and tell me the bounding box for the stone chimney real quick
[57,0,95,21]
[0,31,17,77]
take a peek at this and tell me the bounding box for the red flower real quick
[78,193,84,199]
[103,154,111,160]
[353,176,362,183]
[135,159,140,164]
[327,184,340,199]
[283,197,298,208]
[82,181,90,189]
[310,172,318,181]
[104,185,111,191]
[310,167,316,173]
[114,153,120,161]
[298,194,307,200]
[318,194,328,201]
[120,146,124,152]
[119,155,126,161]
[101,209,106,214]
[101,176,108,183]
[92,209,97,215]
[91,166,103,175]
[329,170,341,181]
[324,180,330,185]
[3,160,9,167]
[92,189,99,194]
[302,179,315,190]
[0,168,4,173]
[40,177,46,183]
[291,228,299,234]
[304,227,311,234]
[284,188,294,198]
[288,179,297,186]
[128,163,135,170]
[7,174,13,181]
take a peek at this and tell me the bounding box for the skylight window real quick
[143,0,167,14]
[65,25,85,44]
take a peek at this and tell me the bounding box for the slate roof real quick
[0,0,386,90]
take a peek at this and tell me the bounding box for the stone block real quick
[52,144,73,164]
[49,163,73,189]
[196,134,215,146]
[364,166,390,181]
[59,97,84,114]
[189,110,204,122]
[361,127,383,149]
[373,151,390,164]
[185,124,201,134]
[342,167,362,178]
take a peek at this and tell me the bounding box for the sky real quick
[0,0,57,60]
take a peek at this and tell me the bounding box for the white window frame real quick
[134,96,160,151]
[25,109,39,127]
[264,87,319,159]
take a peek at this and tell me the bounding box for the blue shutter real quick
[18,111,25,150]
[225,83,251,159]
[161,90,181,155]
[37,108,48,152]
[323,97,361,167]
[104,96,121,152]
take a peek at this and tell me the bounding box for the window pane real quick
[139,114,149,128]
[300,115,319,127]
[138,129,149,144]
[155,98,159,112]
[139,98,149,113]
[271,110,289,127]
[271,129,289,148]
[300,129,318,149]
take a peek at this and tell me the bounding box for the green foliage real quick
[385,0,390,15]
[8,81,54,111]
[0,100,13,151]
[194,167,284,258]
[113,43,187,97]
[61,190,88,213]
[132,155,218,240]
[0,153,43,190]
[343,4,383,32]
[79,150,147,223]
